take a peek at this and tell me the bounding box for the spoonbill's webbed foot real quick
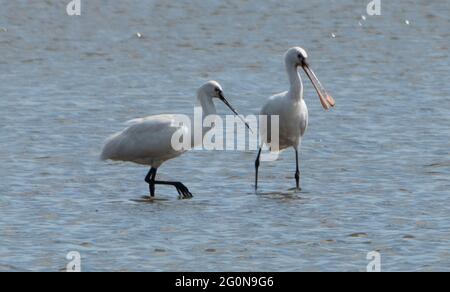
[174,182,193,199]
[156,181,192,199]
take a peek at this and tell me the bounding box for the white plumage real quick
[255,47,335,191]
[101,81,248,199]
[101,115,187,168]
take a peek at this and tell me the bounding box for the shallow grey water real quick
[1,0,449,271]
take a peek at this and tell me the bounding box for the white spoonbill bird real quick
[101,81,249,199]
[255,47,335,191]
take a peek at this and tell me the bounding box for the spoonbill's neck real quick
[286,63,303,100]
[195,91,219,144]
[197,91,217,117]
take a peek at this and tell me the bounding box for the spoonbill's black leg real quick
[145,168,157,197]
[153,181,193,199]
[145,168,192,198]
[255,147,262,191]
[295,147,301,191]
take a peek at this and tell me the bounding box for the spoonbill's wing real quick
[101,115,188,164]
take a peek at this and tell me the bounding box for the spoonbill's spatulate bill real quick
[255,47,335,191]
[101,81,248,199]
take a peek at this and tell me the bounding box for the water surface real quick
[0,0,449,271]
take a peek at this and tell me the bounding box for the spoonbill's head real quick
[199,81,252,131]
[199,80,224,98]
[285,47,336,110]
[285,47,309,67]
